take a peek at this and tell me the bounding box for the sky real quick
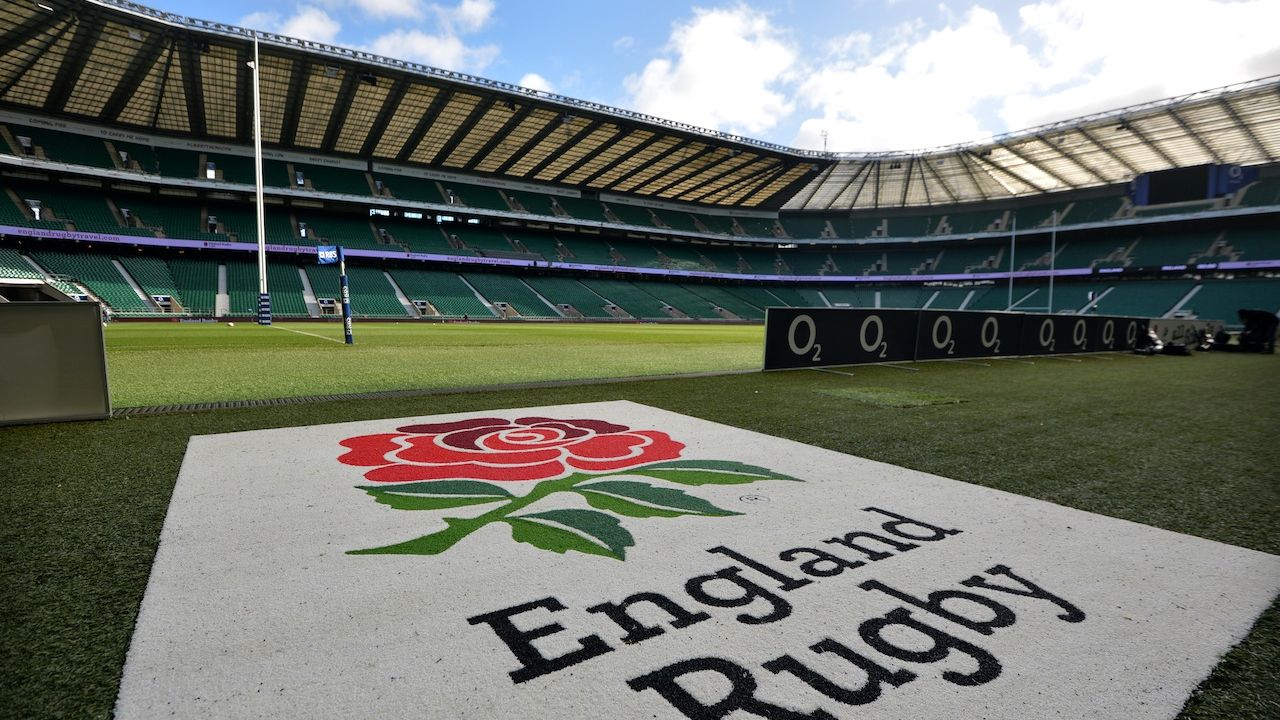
[138,0,1280,152]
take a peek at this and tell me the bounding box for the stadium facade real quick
[0,0,1277,324]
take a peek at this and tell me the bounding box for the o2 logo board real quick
[767,308,919,369]
[337,416,799,558]
[914,311,1025,361]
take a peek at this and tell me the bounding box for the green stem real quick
[349,473,593,555]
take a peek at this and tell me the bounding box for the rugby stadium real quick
[0,1,1277,719]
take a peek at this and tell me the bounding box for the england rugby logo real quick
[337,416,798,558]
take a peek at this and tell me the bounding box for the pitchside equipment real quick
[764,308,1147,370]
[318,245,354,344]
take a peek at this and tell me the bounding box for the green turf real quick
[103,323,763,407]
[1,351,1277,719]
[815,386,966,407]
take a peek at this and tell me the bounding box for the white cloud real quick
[366,0,498,73]
[240,6,341,45]
[518,72,554,93]
[446,0,494,32]
[792,0,1280,152]
[623,5,796,135]
[369,29,498,73]
[613,36,634,51]
[350,0,422,20]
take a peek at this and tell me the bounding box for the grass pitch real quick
[103,322,762,407]
[1,329,1277,719]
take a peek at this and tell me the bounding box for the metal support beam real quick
[524,118,603,178]
[966,150,1048,194]
[717,163,785,205]
[0,7,70,57]
[43,11,96,113]
[394,88,454,163]
[428,95,497,166]
[576,133,665,187]
[677,156,767,203]
[920,156,957,204]
[899,156,915,206]
[1218,97,1273,161]
[997,139,1075,188]
[1076,125,1139,177]
[818,161,868,210]
[547,125,626,183]
[0,14,76,101]
[792,162,836,209]
[493,113,565,174]
[357,76,408,157]
[463,101,536,171]
[178,32,206,136]
[97,28,170,122]
[147,40,177,130]
[632,144,720,196]
[1117,116,1178,168]
[277,56,310,147]
[953,152,990,202]
[697,160,779,204]
[1034,133,1108,184]
[599,138,694,191]
[320,67,363,153]
[1166,107,1222,164]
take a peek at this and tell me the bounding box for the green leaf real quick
[620,460,801,486]
[357,480,512,511]
[578,480,739,517]
[506,509,635,560]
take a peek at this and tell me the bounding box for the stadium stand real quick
[683,284,765,320]
[460,273,557,318]
[167,257,218,315]
[388,268,493,317]
[118,255,184,309]
[306,264,407,317]
[578,279,671,319]
[5,124,114,168]
[1184,278,1280,321]
[31,250,153,313]
[0,247,41,279]
[522,276,614,318]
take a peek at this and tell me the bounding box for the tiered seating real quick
[32,250,152,313]
[652,209,699,233]
[767,286,826,307]
[1184,278,1280,321]
[298,214,379,249]
[296,164,371,196]
[941,209,1001,235]
[461,273,557,317]
[503,190,558,216]
[654,242,709,270]
[967,285,1017,311]
[1062,197,1122,224]
[607,239,664,269]
[1042,281,1112,313]
[439,180,510,212]
[0,247,40,279]
[1091,281,1194,318]
[167,257,218,315]
[0,190,66,230]
[7,125,113,168]
[578,279,671,318]
[734,216,778,237]
[1238,177,1280,207]
[263,160,294,188]
[377,174,444,204]
[153,147,203,178]
[523,276,614,318]
[388,269,493,317]
[211,204,296,245]
[781,215,836,239]
[1130,232,1217,266]
[513,233,568,262]
[816,287,871,307]
[266,263,310,317]
[1131,201,1217,218]
[1220,229,1277,261]
[118,255,183,306]
[205,153,255,184]
[451,227,516,255]
[306,264,407,317]
[683,284,764,319]
[28,185,154,236]
[224,260,260,315]
[692,213,733,235]
[110,141,159,173]
[926,288,974,309]
[603,201,656,228]
[114,194,204,239]
[555,196,610,222]
[376,219,459,254]
[635,282,720,319]
[552,234,615,265]
[878,286,935,309]
[725,285,787,310]
[933,244,1002,273]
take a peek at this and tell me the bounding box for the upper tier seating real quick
[6,124,113,168]
[306,264,407,317]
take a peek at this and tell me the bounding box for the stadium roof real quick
[0,0,1278,212]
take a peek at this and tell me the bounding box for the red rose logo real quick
[338,416,685,483]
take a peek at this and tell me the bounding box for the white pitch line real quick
[273,325,346,344]
[879,363,921,372]
[811,367,856,377]
[1044,355,1083,363]
[994,357,1036,365]
[951,359,992,367]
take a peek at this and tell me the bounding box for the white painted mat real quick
[117,401,1279,719]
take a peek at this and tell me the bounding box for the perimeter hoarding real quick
[764,308,1146,370]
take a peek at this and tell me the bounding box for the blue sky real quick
[139,0,1280,153]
